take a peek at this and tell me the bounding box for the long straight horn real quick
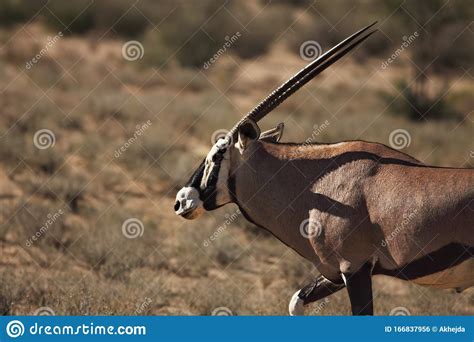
[229,22,378,136]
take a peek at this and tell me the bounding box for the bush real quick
[387,79,461,121]
[24,148,64,175]
[154,1,223,68]
[433,22,473,73]
[44,0,95,34]
[233,4,292,59]
[142,1,290,68]
[15,201,68,251]
[93,0,151,38]
[0,0,45,27]
[70,209,157,280]
[286,14,326,57]
[142,30,172,68]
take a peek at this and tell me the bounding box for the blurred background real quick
[0,0,472,315]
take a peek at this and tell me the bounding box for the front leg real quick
[289,275,345,315]
[342,262,373,315]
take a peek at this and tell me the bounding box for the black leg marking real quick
[298,275,345,305]
[344,262,374,315]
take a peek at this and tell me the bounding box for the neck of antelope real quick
[231,141,323,263]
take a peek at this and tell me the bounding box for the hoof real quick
[289,290,305,316]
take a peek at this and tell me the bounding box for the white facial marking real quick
[200,142,221,190]
[289,290,305,316]
[175,187,202,215]
[341,273,348,286]
[235,140,244,155]
[201,137,230,190]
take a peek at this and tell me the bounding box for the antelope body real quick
[174,23,474,315]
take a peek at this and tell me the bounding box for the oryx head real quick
[174,120,284,219]
[175,22,377,219]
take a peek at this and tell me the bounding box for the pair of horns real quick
[228,22,378,137]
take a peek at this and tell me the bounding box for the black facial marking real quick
[212,150,224,162]
[201,153,224,210]
[185,159,205,189]
[184,147,228,211]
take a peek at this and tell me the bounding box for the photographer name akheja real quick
[438,326,466,334]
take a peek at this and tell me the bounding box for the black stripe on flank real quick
[373,243,473,280]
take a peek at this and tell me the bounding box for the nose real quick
[174,187,201,216]
[174,197,194,215]
[174,198,193,215]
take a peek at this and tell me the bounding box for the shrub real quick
[47,172,88,212]
[142,30,172,68]
[233,4,292,59]
[142,1,288,68]
[93,0,151,38]
[157,2,220,68]
[44,0,95,34]
[25,148,64,175]
[14,201,68,250]
[388,79,461,121]
[0,0,45,27]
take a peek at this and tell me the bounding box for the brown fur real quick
[228,139,473,287]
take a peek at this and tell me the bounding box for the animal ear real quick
[237,119,260,154]
[260,122,284,143]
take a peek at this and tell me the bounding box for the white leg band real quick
[289,290,305,316]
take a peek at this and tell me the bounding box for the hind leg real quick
[289,275,345,315]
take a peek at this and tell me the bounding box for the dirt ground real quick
[0,20,472,315]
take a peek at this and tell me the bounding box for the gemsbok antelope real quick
[174,23,474,315]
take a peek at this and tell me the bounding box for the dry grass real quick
[0,18,472,317]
